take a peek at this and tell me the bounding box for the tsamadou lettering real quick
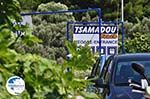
[74,26,117,34]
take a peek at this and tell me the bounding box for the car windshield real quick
[115,61,150,86]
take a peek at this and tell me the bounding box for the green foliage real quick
[0,0,40,98]
[0,1,99,99]
[19,2,75,60]
[124,0,144,22]
[143,4,150,18]
[124,17,150,35]
[118,17,150,53]
[1,41,99,99]
[124,33,150,53]
[0,0,21,24]
[65,41,96,71]
[18,0,42,11]
[1,0,149,98]
[37,2,68,11]
[18,0,149,23]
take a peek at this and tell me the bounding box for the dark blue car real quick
[90,53,150,99]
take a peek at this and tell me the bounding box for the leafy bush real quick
[0,1,100,99]
[19,2,75,60]
[119,17,150,53]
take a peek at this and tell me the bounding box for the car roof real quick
[114,53,150,61]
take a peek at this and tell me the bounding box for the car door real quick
[88,56,114,96]
[100,55,113,78]
[90,57,100,78]
[100,56,114,97]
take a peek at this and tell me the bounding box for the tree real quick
[18,0,42,11]
[16,2,75,60]
[0,1,99,98]
[0,0,38,98]
[118,17,150,53]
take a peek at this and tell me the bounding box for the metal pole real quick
[21,8,100,16]
[121,0,124,22]
[121,0,125,54]
[122,22,125,54]
[66,22,70,40]
[97,8,101,57]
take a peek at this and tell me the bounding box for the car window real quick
[100,56,113,78]
[108,60,113,73]
[114,61,150,86]
[143,63,150,78]
[90,58,100,77]
[104,60,113,83]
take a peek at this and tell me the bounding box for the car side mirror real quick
[93,78,108,88]
[132,63,150,85]
[132,63,145,75]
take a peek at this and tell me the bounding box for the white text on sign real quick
[74,26,117,34]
